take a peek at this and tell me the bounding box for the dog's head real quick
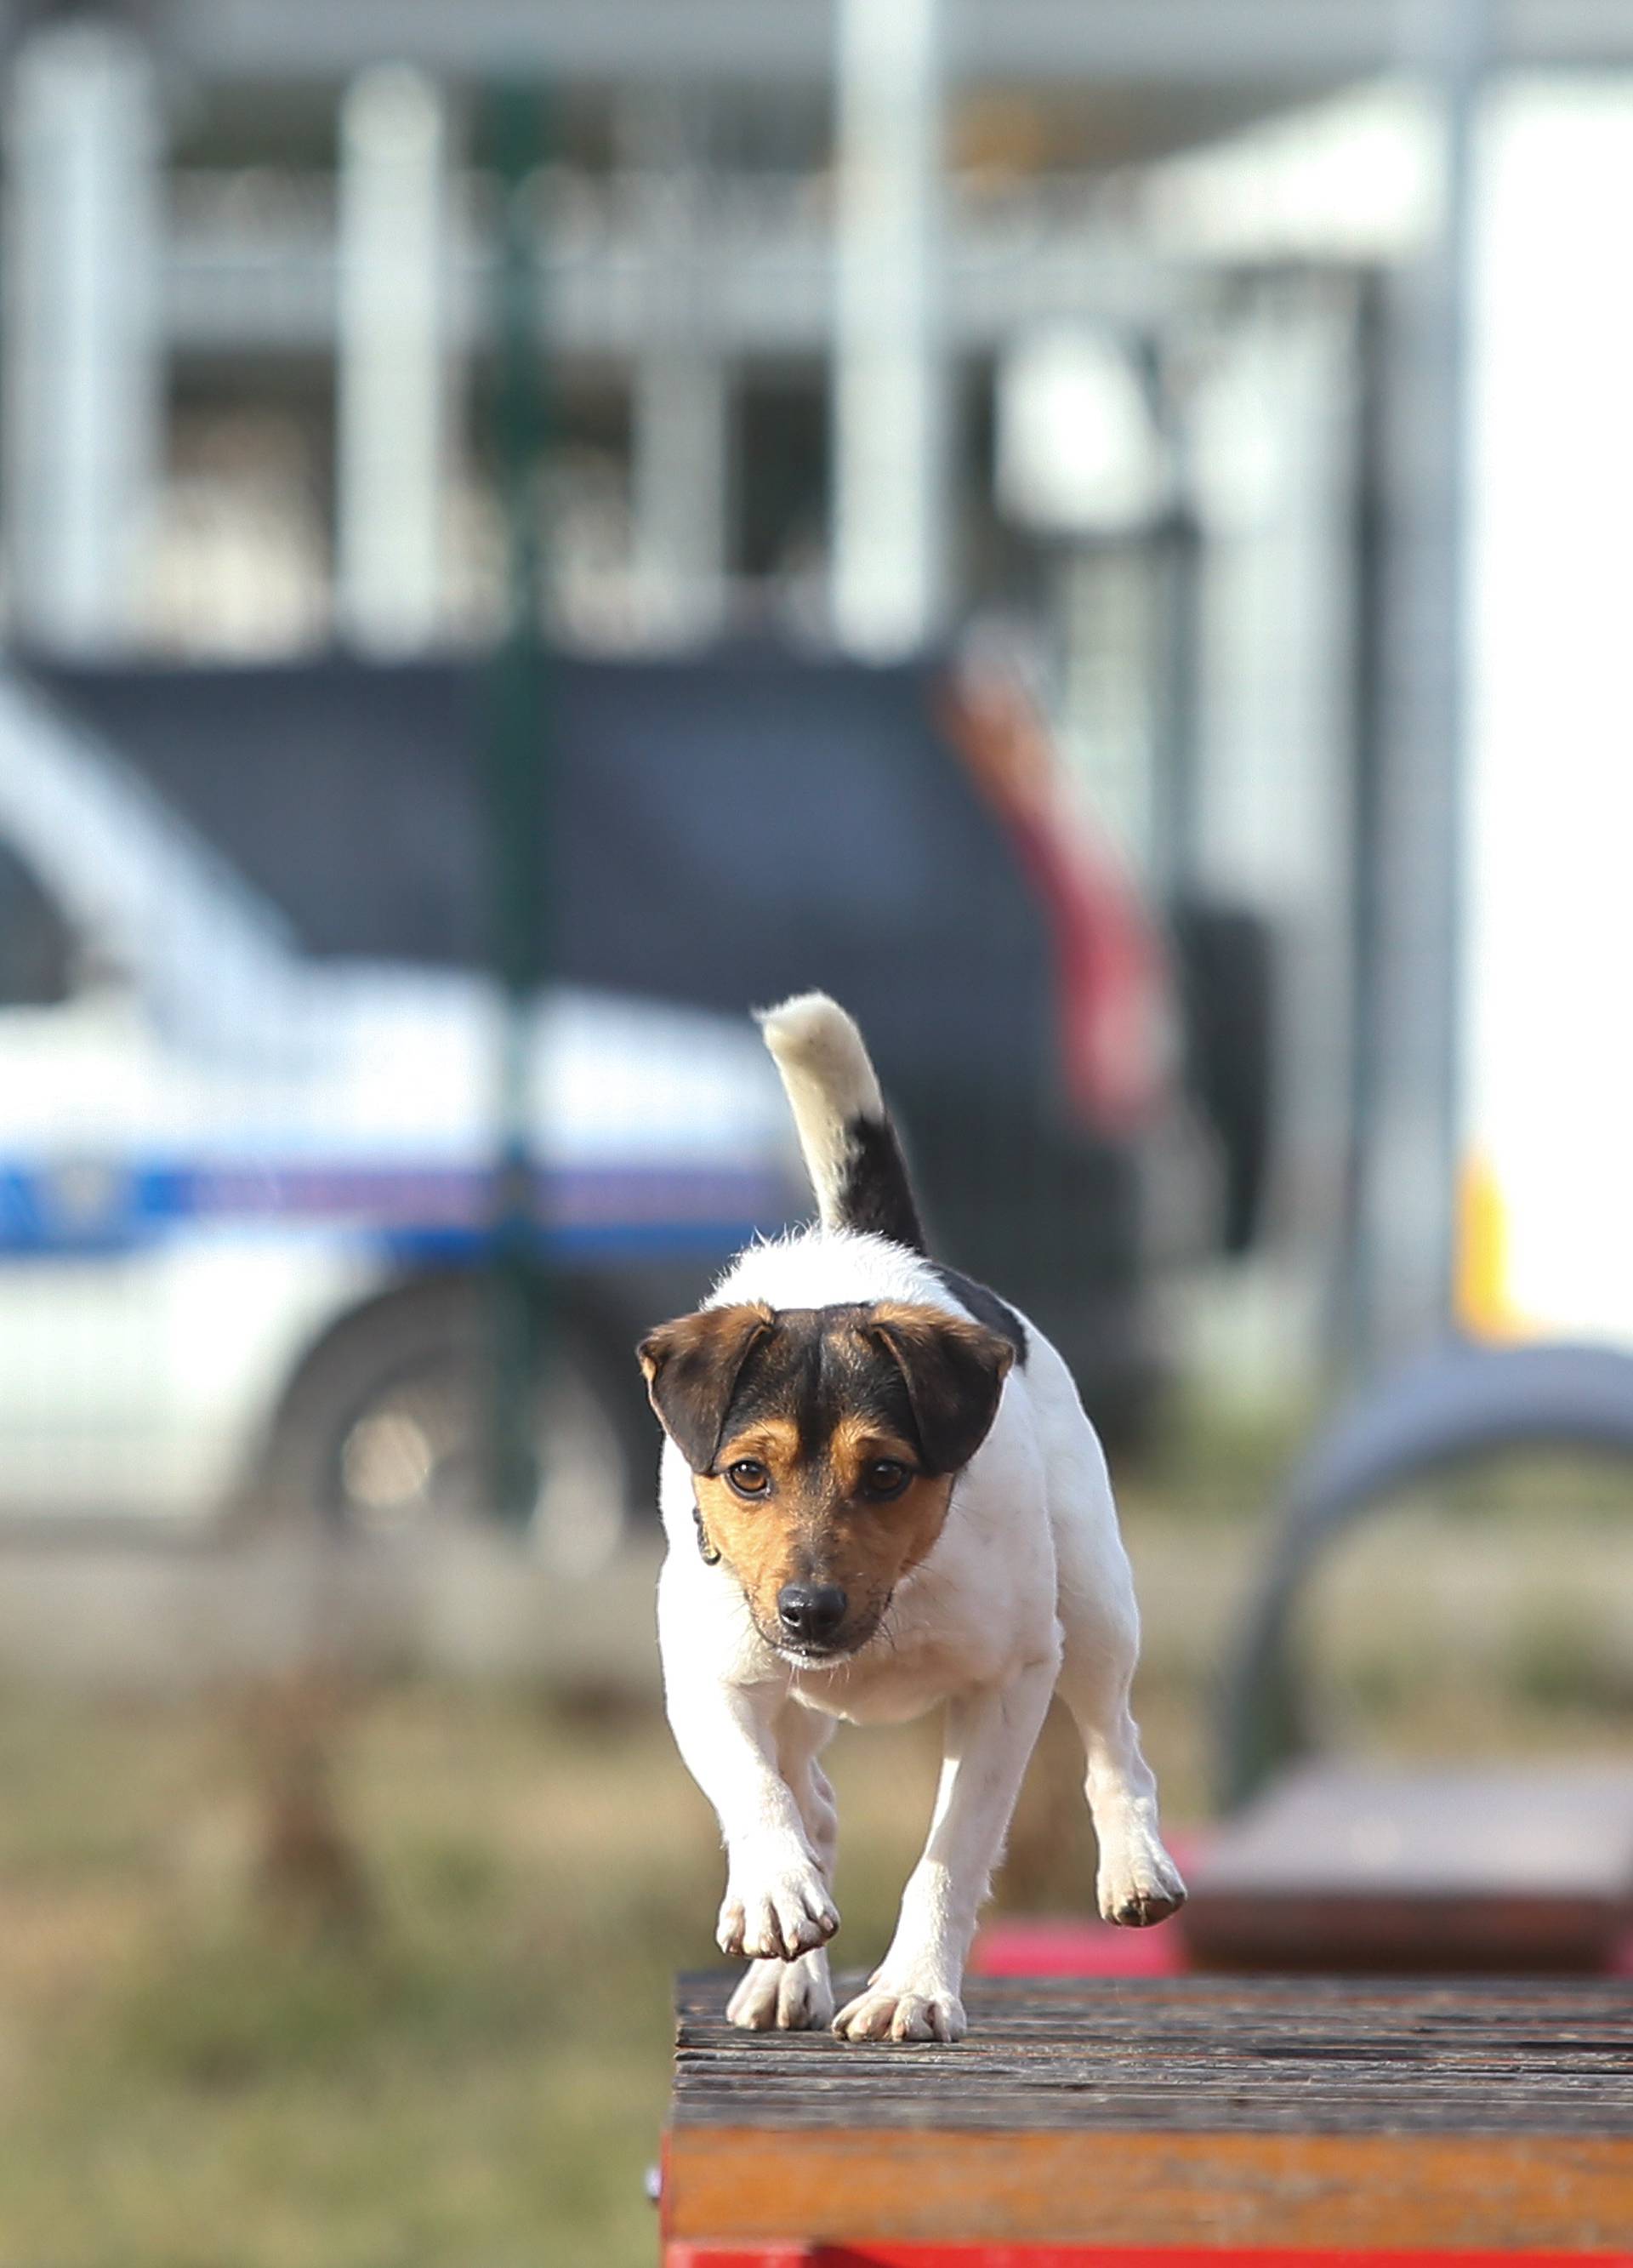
[638,1300,1013,1662]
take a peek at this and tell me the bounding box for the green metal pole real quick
[482,82,551,1530]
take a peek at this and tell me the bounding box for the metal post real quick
[3,22,162,653]
[623,88,731,641]
[482,83,553,1528]
[335,64,452,652]
[1359,0,1490,1362]
[1149,507,1202,909]
[830,0,948,654]
[1335,272,1389,1369]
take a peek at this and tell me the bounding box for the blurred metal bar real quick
[1334,271,1389,1370]
[148,0,1633,84]
[164,192,1189,357]
[621,89,732,641]
[482,82,553,1528]
[1148,506,1202,906]
[162,0,831,83]
[335,65,452,652]
[3,22,162,653]
[1359,0,1489,1361]
[831,0,947,654]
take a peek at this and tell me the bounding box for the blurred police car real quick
[0,669,797,1555]
[0,648,1264,1549]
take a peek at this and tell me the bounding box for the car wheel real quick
[256,1279,641,1569]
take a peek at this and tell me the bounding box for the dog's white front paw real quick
[1097,1832,1186,1928]
[726,1949,834,2032]
[833,1976,964,2043]
[718,1853,839,1961]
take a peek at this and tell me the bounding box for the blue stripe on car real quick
[0,1160,789,1259]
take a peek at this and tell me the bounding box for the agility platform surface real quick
[661,1973,1633,2265]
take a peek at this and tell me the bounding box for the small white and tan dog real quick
[640,994,1183,2043]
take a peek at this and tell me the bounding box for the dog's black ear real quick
[866,1302,1014,1476]
[637,1303,776,1473]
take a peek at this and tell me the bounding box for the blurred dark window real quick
[737,381,826,578]
[0,841,76,1007]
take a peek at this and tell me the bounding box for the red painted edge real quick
[665,2249,1633,2268]
[969,1914,1192,1980]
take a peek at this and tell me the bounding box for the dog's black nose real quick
[777,1582,847,1645]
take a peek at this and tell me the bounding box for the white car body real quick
[0,672,794,1521]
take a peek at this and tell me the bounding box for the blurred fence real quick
[3,3,1633,1594]
[0,640,1237,1562]
[0,31,1355,1579]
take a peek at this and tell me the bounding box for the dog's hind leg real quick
[727,1705,839,2031]
[1053,1527,1186,1928]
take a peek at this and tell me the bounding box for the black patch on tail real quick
[834,1114,928,1254]
[930,1263,1029,1366]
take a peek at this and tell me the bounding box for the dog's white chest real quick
[787,1620,994,1725]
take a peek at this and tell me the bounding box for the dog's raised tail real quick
[756,993,927,1253]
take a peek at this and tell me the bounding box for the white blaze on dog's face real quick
[639,1301,1013,1661]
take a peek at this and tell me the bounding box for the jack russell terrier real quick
[640,994,1184,2043]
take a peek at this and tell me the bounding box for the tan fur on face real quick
[696,1440,955,1655]
[643,1297,1012,1657]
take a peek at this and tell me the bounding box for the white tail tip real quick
[755,993,884,1120]
[755,992,885,1229]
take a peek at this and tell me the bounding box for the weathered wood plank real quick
[672,1974,1633,2137]
[665,1975,1633,2242]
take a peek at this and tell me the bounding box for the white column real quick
[3,23,163,653]
[335,65,450,652]
[830,0,948,655]
[1459,83,1633,1345]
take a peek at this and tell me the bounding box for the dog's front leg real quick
[665,1668,840,1963]
[834,1643,1059,2043]
[727,1705,840,2031]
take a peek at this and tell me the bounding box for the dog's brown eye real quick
[862,1458,911,1500]
[725,1458,770,1498]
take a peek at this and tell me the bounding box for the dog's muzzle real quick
[765,1586,891,1666]
[777,1581,847,1649]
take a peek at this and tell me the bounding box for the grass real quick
[0,1678,960,2268]
[0,1475,1628,2265]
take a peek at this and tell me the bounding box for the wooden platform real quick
[663,1974,1633,2265]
